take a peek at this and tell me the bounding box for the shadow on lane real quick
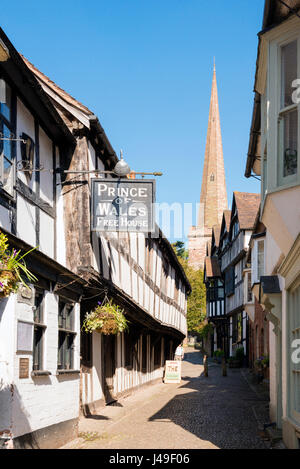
[148,349,268,449]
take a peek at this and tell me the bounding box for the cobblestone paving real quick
[63,349,270,450]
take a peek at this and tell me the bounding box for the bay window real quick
[278,40,299,186]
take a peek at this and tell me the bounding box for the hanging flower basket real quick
[82,299,128,335]
[0,230,37,298]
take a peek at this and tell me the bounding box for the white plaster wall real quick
[110,245,120,288]
[156,252,162,288]
[132,271,138,303]
[120,257,131,296]
[0,205,11,232]
[92,333,103,402]
[39,127,53,206]
[39,210,54,258]
[17,195,36,247]
[144,284,149,311]
[0,295,15,434]
[138,276,144,307]
[137,234,145,270]
[16,99,35,192]
[55,148,66,267]
[10,293,80,438]
[100,235,110,280]
[129,233,138,263]
[88,143,96,175]
[265,230,282,275]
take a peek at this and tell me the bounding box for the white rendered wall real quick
[16,99,35,192]
[16,195,36,247]
[2,293,81,439]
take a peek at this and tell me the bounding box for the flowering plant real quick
[82,300,128,335]
[0,230,37,298]
[255,355,269,369]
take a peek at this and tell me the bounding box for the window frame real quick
[57,299,76,371]
[0,77,16,199]
[276,34,300,188]
[32,288,46,372]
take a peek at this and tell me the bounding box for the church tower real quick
[188,63,228,270]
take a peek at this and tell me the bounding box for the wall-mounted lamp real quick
[0,39,9,62]
[113,150,131,177]
[20,133,35,180]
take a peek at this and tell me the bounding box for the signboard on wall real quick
[163,360,181,384]
[91,179,155,233]
[17,321,33,352]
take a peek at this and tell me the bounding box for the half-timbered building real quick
[205,193,260,361]
[0,27,190,449]
[204,224,226,356]
[23,51,190,415]
[0,28,85,449]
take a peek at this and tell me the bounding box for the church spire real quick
[188,63,228,271]
[198,63,228,228]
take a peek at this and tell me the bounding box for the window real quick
[278,40,298,185]
[232,219,239,240]
[58,300,76,370]
[33,289,46,371]
[225,266,235,297]
[0,79,14,195]
[232,313,242,345]
[247,272,253,303]
[257,240,265,280]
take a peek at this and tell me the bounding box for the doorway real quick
[102,335,116,404]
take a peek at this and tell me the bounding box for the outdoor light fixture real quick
[20,133,35,179]
[113,150,131,177]
[0,39,9,62]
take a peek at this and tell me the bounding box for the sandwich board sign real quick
[91,179,155,233]
[163,360,181,384]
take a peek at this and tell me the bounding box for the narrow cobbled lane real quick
[68,349,268,449]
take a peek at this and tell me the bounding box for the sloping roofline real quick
[0,27,75,149]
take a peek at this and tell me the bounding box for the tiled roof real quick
[263,0,300,29]
[21,55,93,116]
[212,225,221,248]
[234,192,260,230]
[223,210,231,231]
[205,257,221,278]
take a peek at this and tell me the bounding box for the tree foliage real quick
[171,241,206,335]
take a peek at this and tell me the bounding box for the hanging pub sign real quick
[91,179,156,233]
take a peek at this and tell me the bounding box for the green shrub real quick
[234,347,245,361]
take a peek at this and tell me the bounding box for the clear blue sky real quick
[2,0,265,243]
